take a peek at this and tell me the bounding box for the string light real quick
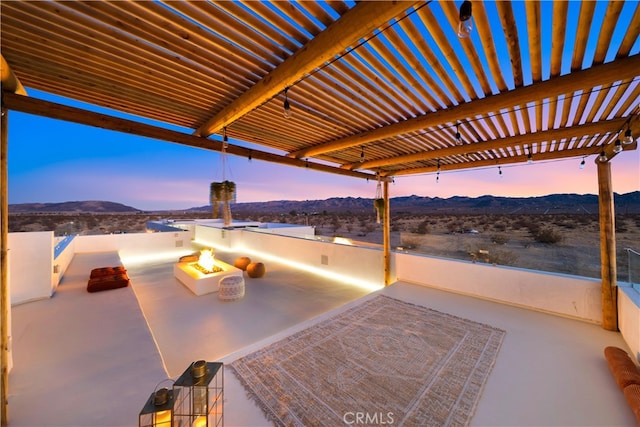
[455,123,463,145]
[222,127,228,149]
[283,87,292,119]
[360,146,365,163]
[248,150,252,162]
[598,151,608,163]
[613,138,623,154]
[457,1,473,38]
[579,157,586,169]
[436,159,440,183]
[498,166,502,177]
[623,128,634,145]
[526,145,533,164]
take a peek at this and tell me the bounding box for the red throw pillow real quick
[90,266,127,279]
[87,273,130,293]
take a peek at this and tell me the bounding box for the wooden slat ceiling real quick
[1,0,639,180]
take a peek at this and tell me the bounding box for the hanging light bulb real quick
[598,151,608,163]
[360,146,365,163]
[623,128,633,145]
[579,157,586,169]
[222,127,229,149]
[524,145,533,164]
[248,150,252,162]
[458,1,473,39]
[498,166,502,177]
[613,139,623,154]
[436,159,441,183]
[283,87,292,119]
[455,123,463,145]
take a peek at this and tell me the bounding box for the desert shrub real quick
[575,215,593,225]
[490,249,519,266]
[477,216,490,226]
[415,220,430,234]
[446,220,464,233]
[466,243,518,265]
[561,221,577,229]
[400,235,421,249]
[526,222,541,236]
[493,222,507,232]
[532,227,563,244]
[615,219,628,233]
[491,234,509,244]
[331,216,341,233]
[513,217,532,230]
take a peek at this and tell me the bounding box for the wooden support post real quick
[597,160,618,331]
[1,103,9,425]
[383,181,391,286]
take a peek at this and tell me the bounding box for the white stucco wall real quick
[8,231,54,305]
[195,226,384,288]
[395,251,602,323]
[74,231,191,262]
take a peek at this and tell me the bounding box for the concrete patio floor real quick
[8,249,637,426]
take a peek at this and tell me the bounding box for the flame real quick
[197,249,215,272]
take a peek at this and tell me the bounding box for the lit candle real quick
[193,415,207,427]
[154,410,171,426]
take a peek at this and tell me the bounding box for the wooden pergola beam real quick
[194,1,420,138]
[289,54,640,159]
[343,117,628,170]
[385,142,637,177]
[598,160,618,331]
[0,54,27,96]
[2,93,390,182]
[1,97,9,427]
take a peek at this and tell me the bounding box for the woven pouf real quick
[218,275,245,302]
[246,262,266,278]
[234,256,252,271]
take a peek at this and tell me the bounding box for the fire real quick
[197,249,216,272]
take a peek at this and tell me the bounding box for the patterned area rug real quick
[230,295,505,427]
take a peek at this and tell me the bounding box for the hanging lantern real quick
[139,386,176,427]
[173,360,224,427]
[373,176,384,224]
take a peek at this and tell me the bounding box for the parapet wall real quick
[395,251,602,323]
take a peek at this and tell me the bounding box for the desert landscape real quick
[8,206,640,283]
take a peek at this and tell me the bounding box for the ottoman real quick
[234,256,252,271]
[218,275,245,301]
[247,262,266,278]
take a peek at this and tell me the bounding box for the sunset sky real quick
[6,0,640,211]
[8,90,638,211]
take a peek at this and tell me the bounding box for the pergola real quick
[1,1,639,422]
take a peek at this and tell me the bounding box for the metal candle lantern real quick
[139,386,176,427]
[173,360,224,427]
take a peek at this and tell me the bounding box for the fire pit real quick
[174,249,242,296]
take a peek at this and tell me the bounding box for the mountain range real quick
[9,191,640,215]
